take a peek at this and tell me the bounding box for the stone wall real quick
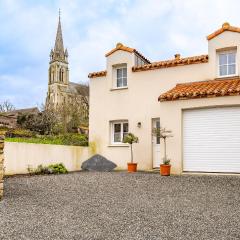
[0,133,5,200]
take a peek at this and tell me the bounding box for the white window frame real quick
[111,121,129,144]
[218,50,237,78]
[113,64,127,89]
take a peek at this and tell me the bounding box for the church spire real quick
[54,9,64,54]
[50,9,68,62]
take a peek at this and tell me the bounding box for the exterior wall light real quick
[137,122,142,128]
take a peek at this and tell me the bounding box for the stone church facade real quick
[46,15,88,109]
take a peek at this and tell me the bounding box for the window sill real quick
[216,75,239,79]
[110,87,128,91]
[108,144,129,147]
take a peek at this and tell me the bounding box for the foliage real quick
[152,127,173,165]
[32,163,68,175]
[123,133,139,145]
[123,133,139,164]
[6,133,88,146]
[34,164,50,175]
[55,97,89,134]
[60,133,88,146]
[0,126,9,132]
[17,107,57,135]
[162,157,171,165]
[17,92,89,135]
[5,129,36,138]
[0,100,15,113]
[48,163,68,174]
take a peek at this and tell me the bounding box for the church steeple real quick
[46,10,70,108]
[50,9,68,63]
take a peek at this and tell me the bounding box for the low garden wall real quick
[0,133,4,199]
[4,142,91,175]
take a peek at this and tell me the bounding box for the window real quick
[59,69,64,82]
[116,67,127,88]
[111,121,128,144]
[218,50,236,77]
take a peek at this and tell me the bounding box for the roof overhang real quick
[159,77,240,102]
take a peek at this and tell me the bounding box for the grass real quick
[6,134,88,147]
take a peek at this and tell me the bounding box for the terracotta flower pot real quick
[127,163,137,172]
[160,164,171,176]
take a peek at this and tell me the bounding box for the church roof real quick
[58,82,89,96]
[68,82,81,94]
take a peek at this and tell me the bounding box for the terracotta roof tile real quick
[207,22,240,40]
[88,70,107,78]
[105,43,151,64]
[159,78,240,102]
[133,54,208,72]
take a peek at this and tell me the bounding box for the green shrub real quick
[61,133,88,146]
[6,129,36,138]
[6,133,88,146]
[48,163,68,174]
[34,164,49,175]
[0,126,9,131]
[31,163,68,175]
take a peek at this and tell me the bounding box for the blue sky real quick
[1,0,240,108]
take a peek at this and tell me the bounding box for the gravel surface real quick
[1,172,240,240]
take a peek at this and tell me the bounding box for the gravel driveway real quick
[0,172,240,240]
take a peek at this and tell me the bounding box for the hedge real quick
[6,133,88,147]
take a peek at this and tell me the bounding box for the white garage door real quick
[183,107,240,173]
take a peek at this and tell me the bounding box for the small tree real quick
[153,127,173,165]
[123,133,139,163]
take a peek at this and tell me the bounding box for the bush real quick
[34,164,50,175]
[48,163,68,174]
[32,163,68,175]
[61,133,88,146]
[6,129,36,138]
[6,133,88,146]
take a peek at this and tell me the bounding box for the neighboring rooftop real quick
[0,107,39,128]
[3,107,39,117]
[159,77,240,101]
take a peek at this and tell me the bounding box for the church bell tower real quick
[46,10,69,107]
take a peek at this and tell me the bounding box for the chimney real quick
[174,53,181,60]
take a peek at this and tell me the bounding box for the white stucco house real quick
[89,22,240,174]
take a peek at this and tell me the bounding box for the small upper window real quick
[116,66,127,88]
[218,51,236,77]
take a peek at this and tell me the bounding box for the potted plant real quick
[123,133,139,172]
[153,127,173,176]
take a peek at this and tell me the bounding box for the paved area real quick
[0,172,240,240]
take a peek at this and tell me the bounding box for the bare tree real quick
[0,100,15,113]
[75,83,89,125]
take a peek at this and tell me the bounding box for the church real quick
[46,14,88,109]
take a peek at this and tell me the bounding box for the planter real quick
[160,164,171,176]
[127,163,137,172]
